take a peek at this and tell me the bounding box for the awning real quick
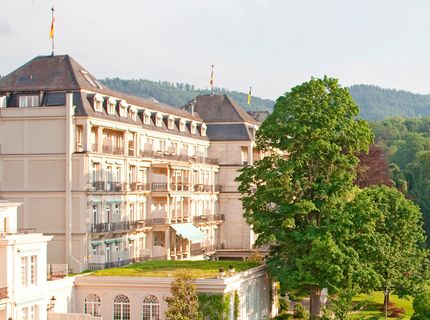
[91,241,103,246]
[104,239,116,244]
[171,223,205,243]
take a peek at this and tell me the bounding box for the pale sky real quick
[1,0,430,100]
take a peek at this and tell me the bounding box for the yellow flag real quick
[49,14,55,39]
[247,86,252,105]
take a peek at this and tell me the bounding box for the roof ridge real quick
[224,94,254,123]
[64,55,82,90]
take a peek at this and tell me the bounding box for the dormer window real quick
[201,123,207,136]
[119,100,128,118]
[93,94,104,112]
[107,97,116,115]
[143,110,151,125]
[190,122,197,134]
[19,95,39,108]
[155,113,163,127]
[168,116,175,130]
[179,119,186,132]
[129,107,137,121]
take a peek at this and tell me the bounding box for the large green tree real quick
[343,186,428,311]
[237,77,373,319]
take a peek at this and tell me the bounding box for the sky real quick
[1,0,430,100]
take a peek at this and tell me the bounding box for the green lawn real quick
[350,291,414,319]
[90,260,262,278]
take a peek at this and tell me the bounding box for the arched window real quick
[142,295,159,320]
[84,294,101,317]
[113,294,130,320]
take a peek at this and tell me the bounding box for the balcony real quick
[170,182,191,192]
[129,182,150,192]
[140,149,218,165]
[102,144,124,155]
[92,181,125,192]
[0,287,8,300]
[152,182,168,192]
[152,217,168,225]
[193,184,213,192]
[91,220,152,233]
[193,214,224,225]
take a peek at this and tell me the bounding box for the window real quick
[92,205,99,224]
[129,107,137,121]
[20,305,39,320]
[168,116,175,129]
[19,95,39,107]
[129,204,135,221]
[84,294,101,317]
[142,295,160,320]
[30,256,37,285]
[179,119,186,132]
[191,122,197,134]
[106,206,111,223]
[143,111,151,125]
[113,295,130,320]
[93,95,104,112]
[155,113,163,127]
[201,124,207,136]
[119,100,128,117]
[115,204,120,217]
[21,256,28,286]
[21,255,37,287]
[241,146,249,165]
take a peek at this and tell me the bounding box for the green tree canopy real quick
[237,77,373,319]
[343,186,428,308]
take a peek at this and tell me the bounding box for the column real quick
[83,121,92,152]
[97,127,103,153]
[123,131,129,155]
[165,228,171,260]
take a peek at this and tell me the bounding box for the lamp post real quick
[46,296,56,312]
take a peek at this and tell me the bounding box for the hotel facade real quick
[0,55,261,272]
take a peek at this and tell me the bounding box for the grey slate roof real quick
[0,55,208,140]
[185,94,259,125]
[206,123,255,141]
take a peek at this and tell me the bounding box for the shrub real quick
[293,303,309,319]
[412,291,430,320]
[279,298,289,312]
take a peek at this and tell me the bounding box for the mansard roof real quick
[185,94,259,125]
[0,54,202,122]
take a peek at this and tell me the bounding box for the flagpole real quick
[210,65,214,96]
[51,6,55,56]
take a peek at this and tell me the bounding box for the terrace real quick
[89,260,262,278]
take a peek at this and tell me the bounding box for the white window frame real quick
[142,295,160,320]
[155,113,163,127]
[168,116,175,130]
[119,100,128,117]
[19,95,39,108]
[93,94,104,112]
[201,123,207,136]
[113,295,130,320]
[84,294,101,317]
[191,121,197,134]
[143,110,151,125]
[179,119,186,132]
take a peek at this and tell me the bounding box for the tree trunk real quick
[309,286,322,320]
[384,290,390,317]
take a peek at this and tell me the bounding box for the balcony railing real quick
[193,184,213,192]
[152,217,168,225]
[170,183,191,191]
[140,149,218,165]
[129,182,150,191]
[92,181,125,192]
[91,220,152,233]
[102,144,124,155]
[193,214,224,224]
[0,228,36,235]
[0,287,8,300]
[88,253,151,270]
[152,182,168,191]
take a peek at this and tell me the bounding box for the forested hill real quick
[349,84,430,120]
[100,78,274,112]
[99,79,430,120]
